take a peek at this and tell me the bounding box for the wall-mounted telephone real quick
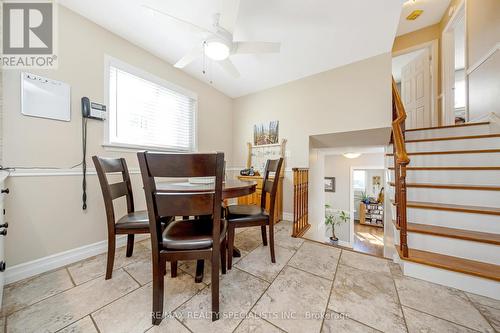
[80,97,107,210]
[81,97,106,120]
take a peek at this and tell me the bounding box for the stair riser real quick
[387,153,500,167]
[404,137,500,152]
[393,226,500,265]
[392,188,500,208]
[406,208,500,234]
[388,170,500,186]
[405,124,492,141]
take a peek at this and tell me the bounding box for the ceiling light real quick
[406,10,423,20]
[343,153,361,159]
[204,40,230,61]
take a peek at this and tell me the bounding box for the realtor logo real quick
[1,1,57,68]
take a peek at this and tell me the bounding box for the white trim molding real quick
[466,42,500,76]
[5,235,148,285]
[8,166,293,177]
[7,167,140,177]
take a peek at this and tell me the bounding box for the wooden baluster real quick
[292,168,310,238]
[293,170,297,236]
[305,170,308,227]
[299,171,304,230]
[399,163,409,257]
[299,171,303,232]
[394,155,400,228]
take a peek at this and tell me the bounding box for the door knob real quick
[0,229,7,236]
[1,188,9,194]
[0,223,8,228]
[0,261,5,272]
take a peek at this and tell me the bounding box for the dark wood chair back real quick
[137,152,225,253]
[93,156,135,228]
[260,158,284,218]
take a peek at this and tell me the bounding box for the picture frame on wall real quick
[324,177,335,192]
[253,120,279,146]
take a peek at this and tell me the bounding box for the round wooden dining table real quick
[156,178,257,282]
[156,178,257,200]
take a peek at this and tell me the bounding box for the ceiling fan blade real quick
[217,0,241,33]
[233,42,281,54]
[174,46,203,68]
[218,58,240,78]
[142,4,213,34]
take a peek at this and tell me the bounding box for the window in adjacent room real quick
[352,170,366,191]
[105,57,197,151]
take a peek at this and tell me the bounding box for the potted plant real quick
[360,192,371,204]
[325,204,350,242]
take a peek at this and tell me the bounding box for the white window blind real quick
[108,64,196,151]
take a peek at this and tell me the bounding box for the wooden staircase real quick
[389,81,500,297]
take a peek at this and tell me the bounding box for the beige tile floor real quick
[2,221,499,333]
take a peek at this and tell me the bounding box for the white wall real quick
[465,0,500,120]
[308,153,385,245]
[3,6,233,266]
[232,53,392,215]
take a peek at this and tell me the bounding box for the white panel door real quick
[401,50,432,129]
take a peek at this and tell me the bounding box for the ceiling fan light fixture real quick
[343,152,361,159]
[204,40,231,61]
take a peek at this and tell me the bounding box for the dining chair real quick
[138,151,227,324]
[226,158,284,269]
[93,156,171,280]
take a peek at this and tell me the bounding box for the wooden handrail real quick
[391,77,410,257]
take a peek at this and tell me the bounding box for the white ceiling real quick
[59,0,402,98]
[397,0,451,36]
[392,48,425,82]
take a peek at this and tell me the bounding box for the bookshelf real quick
[359,202,384,228]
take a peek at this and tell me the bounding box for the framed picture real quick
[253,120,279,146]
[324,177,335,192]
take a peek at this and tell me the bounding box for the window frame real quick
[103,55,198,152]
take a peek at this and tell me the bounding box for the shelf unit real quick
[359,202,384,228]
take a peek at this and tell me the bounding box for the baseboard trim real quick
[5,234,148,285]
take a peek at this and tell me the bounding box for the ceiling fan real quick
[142,1,281,78]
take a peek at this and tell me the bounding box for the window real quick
[352,170,366,190]
[106,58,197,151]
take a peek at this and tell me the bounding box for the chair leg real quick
[170,261,178,278]
[211,252,220,321]
[195,260,204,283]
[269,222,276,263]
[126,234,134,257]
[105,234,116,280]
[220,236,227,274]
[227,225,235,270]
[261,225,268,246]
[152,258,165,325]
